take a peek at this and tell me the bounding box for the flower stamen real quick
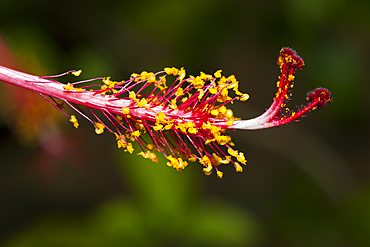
[0,47,331,178]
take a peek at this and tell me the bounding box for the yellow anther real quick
[126,143,134,154]
[100,84,108,94]
[169,99,178,110]
[199,155,212,166]
[164,67,179,75]
[129,91,136,100]
[63,83,85,92]
[209,86,218,94]
[239,94,249,101]
[72,70,82,76]
[187,76,205,89]
[163,122,174,130]
[237,151,247,165]
[185,121,195,128]
[203,164,213,175]
[155,111,168,124]
[69,115,79,129]
[210,109,219,116]
[137,98,147,108]
[227,74,237,83]
[288,74,295,81]
[153,123,163,131]
[116,134,127,148]
[197,89,205,99]
[188,127,198,134]
[94,122,105,135]
[176,123,187,133]
[148,152,159,163]
[199,71,213,80]
[214,69,222,78]
[122,107,130,115]
[131,130,141,137]
[138,151,159,163]
[166,155,188,171]
[217,170,224,178]
[234,162,243,172]
[215,135,228,145]
[225,109,233,118]
[178,67,186,80]
[102,76,111,85]
[228,148,238,157]
[175,87,184,96]
[218,106,227,115]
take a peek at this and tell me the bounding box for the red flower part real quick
[0,48,331,178]
[233,47,332,130]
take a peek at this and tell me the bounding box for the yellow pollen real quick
[234,162,243,172]
[153,123,163,131]
[239,94,249,101]
[72,70,82,76]
[228,148,238,157]
[237,152,247,165]
[138,151,159,163]
[210,109,219,116]
[131,130,141,137]
[129,91,137,100]
[225,109,233,118]
[175,87,184,96]
[214,69,222,78]
[203,164,213,175]
[137,98,147,108]
[69,115,79,129]
[225,120,234,126]
[122,107,130,114]
[63,83,85,92]
[126,143,134,154]
[288,74,295,81]
[94,122,105,134]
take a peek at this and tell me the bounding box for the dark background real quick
[0,0,369,246]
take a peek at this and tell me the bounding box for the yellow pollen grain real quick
[214,69,222,78]
[154,123,163,131]
[72,70,82,76]
[228,148,238,157]
[203,164,213,175]
[225,109,233,118]
[126,143,134,154]
[225,120,234,126]
[234,162,243,172]
[129,91,136,100]
[239,94,249,101]
[175,87,184,96]
[122,107,130,114]
[210,109,219,116]
[131,130,141,137]
[69,115,79,129]
[94,122,105,135]
[137,98,147,108]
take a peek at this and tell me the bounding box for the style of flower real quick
[0,48,332,178]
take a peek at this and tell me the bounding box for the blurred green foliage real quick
[1,0,370,246]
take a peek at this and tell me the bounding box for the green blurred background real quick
[0,0,369,246]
